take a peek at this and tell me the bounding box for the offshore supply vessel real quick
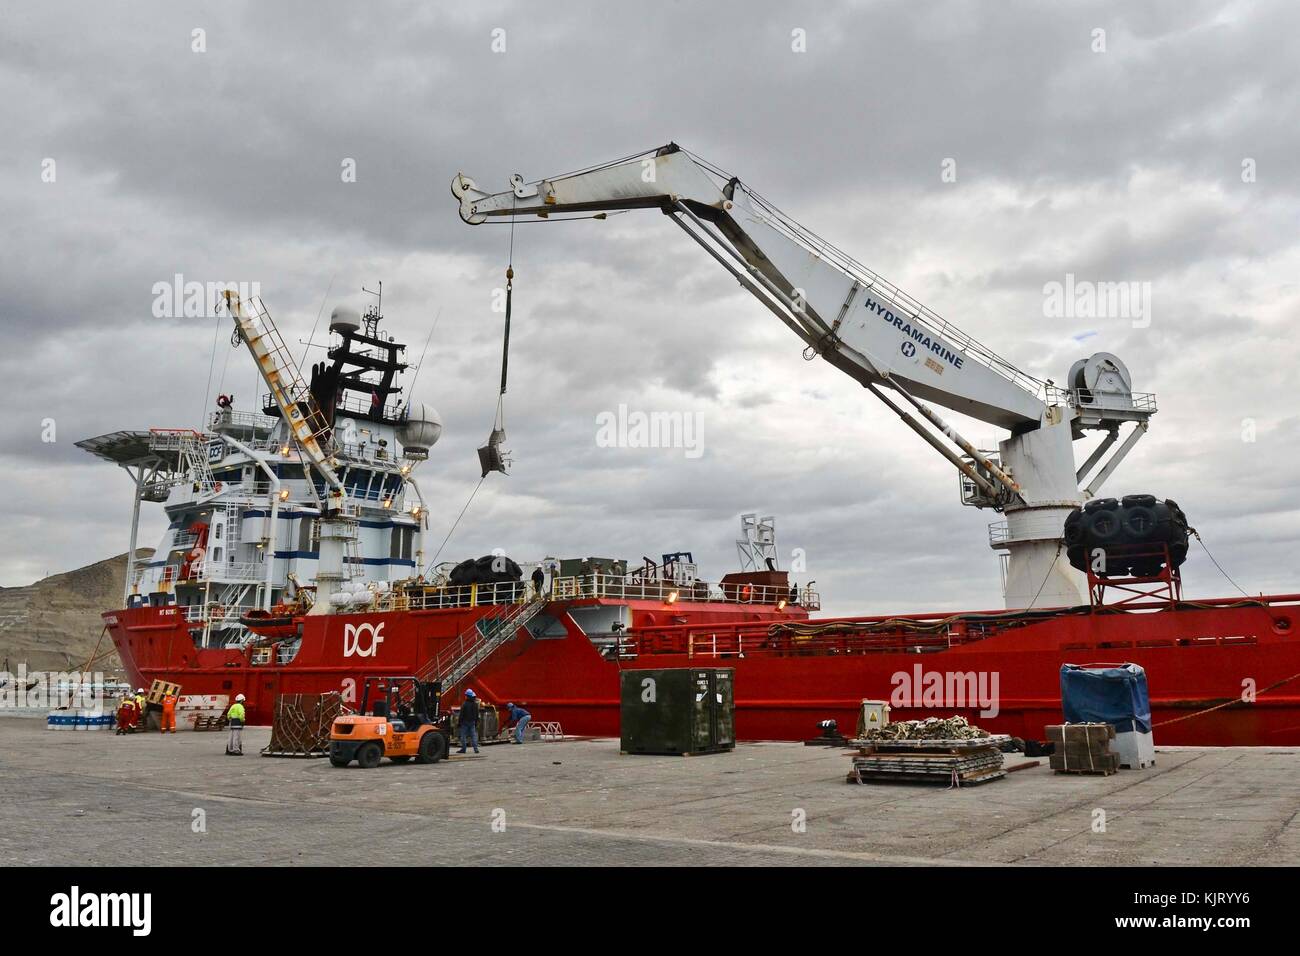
[79,146,1300,745]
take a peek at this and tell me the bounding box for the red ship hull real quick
[105,595,1300,746]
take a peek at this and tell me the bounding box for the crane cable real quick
[426,475,487,572]
[1191,530,1252,598]
[494,199,517,431]
[425,207,518,576]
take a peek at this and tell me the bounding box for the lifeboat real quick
[239,607,301,641]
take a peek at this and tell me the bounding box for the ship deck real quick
[2,718,1296,866]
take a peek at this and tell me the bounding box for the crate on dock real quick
[620,668,734,756]
[191,714,229,732]
[262,692,348,757]
[1046,723,1119,775]
[845,736,1008,787]
[146,679,182,706]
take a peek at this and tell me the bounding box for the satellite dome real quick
[398,402,443,460]
[329,305,361,334]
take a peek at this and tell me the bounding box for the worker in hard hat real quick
[456,689,481,754]
[161,690,178,734]
[115,691,138,735]
[506,701,531,745]
[130,687,149,732]
[225,694,247,756]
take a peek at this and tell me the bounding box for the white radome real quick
[329,305,361,334]
[399,402,443,459]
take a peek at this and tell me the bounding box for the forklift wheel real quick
[416,731,448,764]
[329,755,350,768]
[357,742,383,769]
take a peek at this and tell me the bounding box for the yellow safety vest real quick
[228,702,246,722]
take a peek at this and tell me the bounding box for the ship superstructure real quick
[78,294,438,656]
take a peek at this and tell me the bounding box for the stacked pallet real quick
[262,692,349,757]
[846,718,1009,787]
[1047,722,1118,775]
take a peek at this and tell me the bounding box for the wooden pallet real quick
[1052,766,1118,777]
[847,767,1007,786]
[849,735,1011,751]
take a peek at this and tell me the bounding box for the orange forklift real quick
[329,676,451,768]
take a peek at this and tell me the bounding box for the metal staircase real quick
[419,595,547,693]
[221,292,335,477]
[148,429,218,495]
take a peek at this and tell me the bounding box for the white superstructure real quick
[78,294,436,649]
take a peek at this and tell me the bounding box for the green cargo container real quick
[558,556,628,578]
[619,667,735,756]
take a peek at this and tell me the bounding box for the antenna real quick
[361,281,383,339]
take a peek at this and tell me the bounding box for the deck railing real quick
[368,573,819,612]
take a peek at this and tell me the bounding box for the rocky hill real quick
[0,551,151,674]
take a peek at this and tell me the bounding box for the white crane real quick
[452,144,1155,608]
[220,290,355,612]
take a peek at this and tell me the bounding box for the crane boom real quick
[451,144,1156,610]
[455,144,1045,429]
[221,290,344,499]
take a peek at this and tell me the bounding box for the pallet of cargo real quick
[848,734,1012,750]
[846,766,1007,787]
[845,735,1006,786]
[1046,723,1118,775]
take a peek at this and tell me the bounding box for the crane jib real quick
[862,296,966,370]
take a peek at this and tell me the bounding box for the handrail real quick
[419,595,548,692]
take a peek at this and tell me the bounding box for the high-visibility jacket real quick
[227,702,246,725]
[162,695,177,713]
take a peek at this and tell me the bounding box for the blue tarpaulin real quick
[1060,663,1152,734]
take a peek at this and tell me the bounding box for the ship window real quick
[214,524,223,540]
[298,516,314,553]
[211,547,223,563]
[390,526,414,561]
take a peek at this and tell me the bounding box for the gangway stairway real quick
[148,429,219,496]
[221,291,338,490]
[418,594,548,695]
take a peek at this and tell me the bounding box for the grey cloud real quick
[2,0,1299,615]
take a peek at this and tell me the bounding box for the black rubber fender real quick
[1121,505,1159,540]
[1087,509,1122,542]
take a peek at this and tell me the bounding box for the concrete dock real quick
[2,718,1296,866]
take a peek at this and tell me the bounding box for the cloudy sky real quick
[2,0,1298,615]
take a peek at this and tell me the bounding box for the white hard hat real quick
[235,694,246,702]
[136,688,145,693]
